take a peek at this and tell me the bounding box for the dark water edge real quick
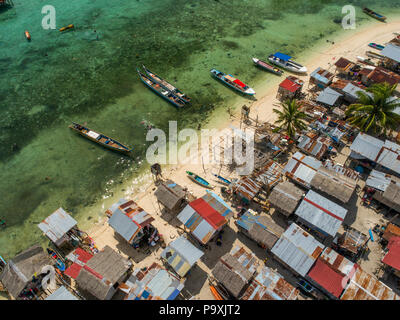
[0,0,400,258]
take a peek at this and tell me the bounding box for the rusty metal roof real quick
[241,266,299,300]
[341,267,400,300]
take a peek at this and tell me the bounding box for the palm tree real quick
[273,99,307,138]
[345,83,400,135]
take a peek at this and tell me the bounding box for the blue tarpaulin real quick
[274,52,292,61]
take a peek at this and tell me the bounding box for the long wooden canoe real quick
[186,171,213,189]
[142,65,191,104]
[363,7,386,22]
[138,68,186,108]
[69,122,132,154]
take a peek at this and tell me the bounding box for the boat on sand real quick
[268,52,307,74]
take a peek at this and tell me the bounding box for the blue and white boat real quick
[268,52,307,74]
[137,68,186,108]
[210,69,255,96]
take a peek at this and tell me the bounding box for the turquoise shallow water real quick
[1,0,400,258]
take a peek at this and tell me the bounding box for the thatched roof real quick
[248,215,284,249]
[310,166,357,203]
[374,183,400,212]
[75,245,131,300]
[155,180,186,211]
[212,247,257,298]
[0,245,51,299]
[268,181,304,216]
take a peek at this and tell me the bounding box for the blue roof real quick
[274,52,292,61]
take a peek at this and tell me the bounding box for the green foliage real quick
[345,83,400,135]
[273,99,307,137]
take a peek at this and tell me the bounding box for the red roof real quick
[74,248,93,263]
[307,259,347,298]
[382,236,400,271]
[189,198,226,229]
[279,77,301,93]
[64,262,83,279]
[233,79,246,88]
[64,248,94,279]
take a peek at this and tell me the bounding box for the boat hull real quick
[363,8,386,22]
[138,69,185,108]
[210,69,255,96]
[142,65,191,104]
[268,56,307,74]
[252,58,283,76]
[69,123,131,154]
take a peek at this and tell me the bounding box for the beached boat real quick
[137,68,186,108]
[363,7,386,22]
[186,171,213,189]
[142,65,191,104]
[210,69,255,96]
[365,50,385,60]
[69,122,132,154]
[252,57,283,76]
[357,56,376,66]
[212,173,231,185]
[368,43,385,51]
[268,52,307,74]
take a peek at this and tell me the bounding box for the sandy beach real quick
[75,20,400,300]
[2,18,399,301]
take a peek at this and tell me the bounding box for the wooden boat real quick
[137,69,186,108]
[186,171,213,189]
[142,65,191,104]
[212,173,231,185]
[363,7,386,22]
[268,52,307,74]
[69,122,132,154]
[25,30,31,41]
[252,58,283,76]
[60,24,74,32]
[210,69,255,96]
[47,248,65,272]
[365,50,385,60]
[357,56,376,66]
[209,285,224,300]
[368,43,385,51]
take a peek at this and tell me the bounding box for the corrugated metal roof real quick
[342,83,370,99]
[318,247,357,276]
[271,223,325,277]
[295,190,348,237]
[109,209,139,242]
[381,43,400,63]
[297,134,330,159]
[284,152,321,187]
[382,236,400,271]
[366,170,393,191]
[168,236,204,266]
[316,87,342,106]
[38,208,77,243]
[121,263,184,300]
[177,205,196,224]
[378,140,400,175]
[241,266,299,300]
[107,199,155,244]
[341,267,400,300]
[161,236,204,277]
[45,286,79,300]
[177,193,229,245]
[349,133,384,161]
